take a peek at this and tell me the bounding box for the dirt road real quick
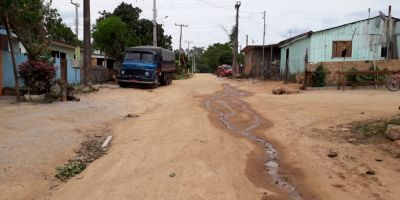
[1,74,400,200]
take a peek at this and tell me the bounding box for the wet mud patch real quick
[201,83,304,200]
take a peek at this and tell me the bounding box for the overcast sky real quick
[51,0,398,50]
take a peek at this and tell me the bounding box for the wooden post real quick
[304,50,308,90]
[4,15,21,101]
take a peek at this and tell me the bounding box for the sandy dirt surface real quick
[1,74,399,200]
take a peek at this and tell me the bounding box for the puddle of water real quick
[204,84,303,200]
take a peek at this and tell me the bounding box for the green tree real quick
[98,2,172,49]
[44,6,79,45]
[92,16,138,65]
[203,43,233,72]
[0,0,50,61]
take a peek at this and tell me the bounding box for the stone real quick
[327,151,338,158]
[394,140,400,147]
[348,138,357,144]
[385,124,400,141]
[366,170,376,175]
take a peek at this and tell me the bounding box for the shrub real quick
[18,61,56,94]
[312,65,327,87]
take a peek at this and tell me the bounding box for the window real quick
[332,41,352,58]
[125,52,155,63]
[97,58,104,66]
[381,47,388,58]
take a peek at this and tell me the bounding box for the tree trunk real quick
[4,14,21,101]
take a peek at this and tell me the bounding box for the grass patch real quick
[56,161,86,181]
[347,118,398,144]
[353,121,387,137]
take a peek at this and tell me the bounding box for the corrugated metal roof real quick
[277,15,398,47]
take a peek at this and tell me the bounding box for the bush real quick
[18,61,56,94]
[312,65,327,87]
[346,66,388,85]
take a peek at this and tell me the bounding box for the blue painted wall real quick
[1,44,81,89]
[310,17,386,62]
[1,51,26,88]
[280,37,311,75]
[49,44,81,84]
[280,17,398,76]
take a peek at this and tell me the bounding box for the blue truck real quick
[117,46,176,88]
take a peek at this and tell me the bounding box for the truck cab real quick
[117,46,175,88]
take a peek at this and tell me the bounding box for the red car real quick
[216,64,233,77]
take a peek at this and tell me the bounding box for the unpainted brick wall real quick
[307,59,400,85]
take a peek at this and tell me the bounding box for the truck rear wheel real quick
[168,73,173,85]
[160,73,168,86]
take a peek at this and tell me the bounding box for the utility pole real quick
[262,11,266,79]
[83,0,91,86]
[233,1,241,78]
[70,0,80,37]
[184,40,193,57]
[193,53,196,73]
[175,23,188,74]
[153,0,157,47]
[245,35,248,46]
[184,40,193,72]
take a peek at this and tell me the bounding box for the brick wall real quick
[307,59,400,85]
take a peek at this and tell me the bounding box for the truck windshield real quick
[125,52,155,63]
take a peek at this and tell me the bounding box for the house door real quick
[285,48,290,82]
[60,52,67,82]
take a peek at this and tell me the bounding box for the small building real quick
[241,44,280,78]
[91,50,116,69]
[0,27,83,95]
[279,14,400,82]
[50,41,83,84]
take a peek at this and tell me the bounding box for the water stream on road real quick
[204,84,303,200]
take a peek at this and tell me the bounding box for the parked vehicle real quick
[216,64,233,77]
[386,73,400,92]
[117,46,176,88]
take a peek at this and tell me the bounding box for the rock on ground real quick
[385,124,400,141]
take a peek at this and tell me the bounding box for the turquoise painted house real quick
[279,15,400,80]
[0,26,83,95]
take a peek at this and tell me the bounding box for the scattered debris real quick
[125,114,140,119]
[261,192,268,200]
[327,150,338,158]
[385,124,400,141]
[348,138,357,144]
[272,87,300,95]
[360,112,365,115]
[366,170,376,175]
[375,159,383,162]
[169,173,176,178]
[199,139,207,143]
[101,136,113,149]
[49,184,59,190]
[55,137,107,181]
